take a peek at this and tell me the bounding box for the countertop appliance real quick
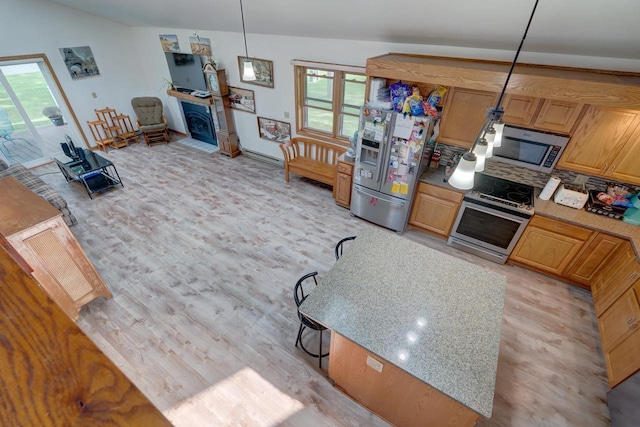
[493,125,569,173]
[448,174,535,264]
[607,370,640,426]
[350,106,433,233]
[553,184,589,209]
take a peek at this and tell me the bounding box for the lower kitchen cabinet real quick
[409,182,463,237]
[565,233,627,287]
[334,154,354,208]
[599,280,640,388]
[593,242,640,316]
[510,215,594,276]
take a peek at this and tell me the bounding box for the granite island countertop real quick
[299,227,507,418]
[419,167,640,257]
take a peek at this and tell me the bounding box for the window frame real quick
[293,60,366,146]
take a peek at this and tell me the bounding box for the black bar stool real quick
[294,272,329,368]
[334,236,357,260]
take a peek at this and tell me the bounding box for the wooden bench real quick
[279,137,346,185]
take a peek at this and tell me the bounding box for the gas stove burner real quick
[507,192,531,204]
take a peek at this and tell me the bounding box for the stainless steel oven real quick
[446,174,535,264]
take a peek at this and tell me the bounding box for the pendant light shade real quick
[485,127,496,158]
[493,121,505,148]
[448,152,477,190]
[473,139,488,172]
[239,0,256,81]
[243,60,256,81]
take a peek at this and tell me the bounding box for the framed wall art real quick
[257,117,290,143]
[59,46,100,80]
[228,87,255,114]
[159,34,180,52]
[238,56,274,88]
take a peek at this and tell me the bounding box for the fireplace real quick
[181,101,216,145]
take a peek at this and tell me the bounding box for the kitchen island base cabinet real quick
[328,332,480,427]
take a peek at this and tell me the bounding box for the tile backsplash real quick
[435,142,639,192]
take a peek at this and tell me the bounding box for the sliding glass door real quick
[0,57,83,168]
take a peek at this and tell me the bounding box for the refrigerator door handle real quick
[354,186,405,207]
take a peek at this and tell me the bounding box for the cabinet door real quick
[556,106,640,176]
[607,120,640,185]
[599,287,640,350]
[593,245,640,317]
[502,94,540,126]
[605,327,640,388]
[564,233,626,286]
[510,226,586,275]
[438,88,498,149]
[532,99,583,133]
[409,192,460,237]
[335,172,353,208]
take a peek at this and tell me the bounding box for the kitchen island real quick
[299,228,507,426]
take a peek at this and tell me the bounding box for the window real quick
[294,61,366,145]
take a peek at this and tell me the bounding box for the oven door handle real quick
[460,201,527,224]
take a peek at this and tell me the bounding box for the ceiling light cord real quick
[494,0,540,108]
[240,0,249,59]
[448,0,540,190]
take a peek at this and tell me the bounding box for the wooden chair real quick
[294,272,329,369]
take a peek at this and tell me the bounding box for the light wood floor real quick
[34,142,611,426]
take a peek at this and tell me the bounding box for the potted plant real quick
[42,106,64,126]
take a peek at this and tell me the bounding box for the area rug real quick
[175,137,220,154]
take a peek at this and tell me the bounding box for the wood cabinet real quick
[0,177,111,321]
[510,215,593,276]
[329,332,480,427]
[438,88,498,148]
[597,276,640,388]
[409,182,463,237]
[334,154,354,208]
[502,94,541,126]
[593,241,640,316]
[502,95,583,134]
[607,122,640,185]
[532,99,584,133]
[565,233,627,287]
[556,106,640,182]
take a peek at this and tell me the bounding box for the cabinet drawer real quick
[337,161,353,175]
[417,182,463,204]
[528,215,593,241]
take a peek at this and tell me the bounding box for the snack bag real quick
[389,81,411,112]
[423,85,447,116]
[403,86,424,116]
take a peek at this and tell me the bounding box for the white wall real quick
[130,26,640,159]
[1,0,151,148]
[5,0,640,158]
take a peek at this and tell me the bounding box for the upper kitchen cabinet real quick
[607,122,640,185]
[438,88,498,148]
[531,99,584,134]
[556,106,640,183]
[501,95,583,134]
[501,94,541,126]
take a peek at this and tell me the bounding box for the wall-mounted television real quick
[164,52,207,91]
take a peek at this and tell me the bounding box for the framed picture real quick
[159,34,180,52]
[257,117,291,143]
[238,56,274,88]
[228,87,255,114]
[189,36,212,56]
[59,46,100,80]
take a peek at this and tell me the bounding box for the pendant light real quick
[240,0,256,81]
[448,0,539,190]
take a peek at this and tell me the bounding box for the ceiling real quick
[51,0,640,61]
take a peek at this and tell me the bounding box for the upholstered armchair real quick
[131,97,169,146]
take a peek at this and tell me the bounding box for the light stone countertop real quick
[419,168,640,257]
[299,227,506,418]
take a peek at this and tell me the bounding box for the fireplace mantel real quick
[167,89,213,105]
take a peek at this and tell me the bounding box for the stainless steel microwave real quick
[492,125,569,173]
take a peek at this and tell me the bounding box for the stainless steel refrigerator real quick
[350,106,433,233]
